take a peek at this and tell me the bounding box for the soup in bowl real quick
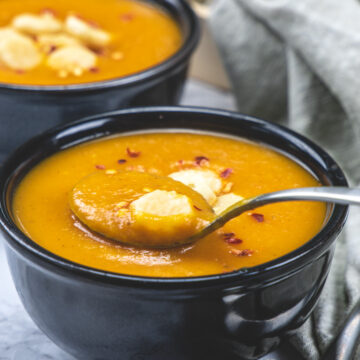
[0,0,199,160]
[0,107,348,359]
[0,0,182,85]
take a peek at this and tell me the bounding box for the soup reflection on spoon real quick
[69,170,360,249]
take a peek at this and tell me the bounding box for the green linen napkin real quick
[210,0,360,358]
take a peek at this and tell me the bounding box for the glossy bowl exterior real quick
[0,107,348,359]
[0,0,199,162]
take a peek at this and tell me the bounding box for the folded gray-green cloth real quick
[210,1,360,358]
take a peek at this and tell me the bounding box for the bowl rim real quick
[0,106,349,289]
[0,0,199,94]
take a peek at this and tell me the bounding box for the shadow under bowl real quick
[0,107,348,359]
[0,0,199,162]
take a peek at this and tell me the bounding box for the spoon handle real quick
[253,187,360,207]
[194,187,356,241]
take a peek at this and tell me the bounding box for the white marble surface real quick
[0,79,236,359]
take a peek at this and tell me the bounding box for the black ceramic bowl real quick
[0,107,348,360]
[0,0,199,162]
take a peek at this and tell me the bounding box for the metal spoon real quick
[188,187,360,243]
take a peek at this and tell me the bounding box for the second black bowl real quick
[0,0,199,162]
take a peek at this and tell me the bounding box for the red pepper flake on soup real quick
[230,249,254,256]
[220,168,233,179]
[226,237,243,245]
[223,233,243,244]
[193,205,202,211]
[126,148,141,158]
[117,159,127,164]
[194,156,209,166]
[92,48,105,56]
[251,213,265,223]
[47,45,57,54]
[95,164,106,170]
[89,67,99,73]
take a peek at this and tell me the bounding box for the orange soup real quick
[0,0,182,85]
[13,132,327,277]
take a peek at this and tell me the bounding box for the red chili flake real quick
[89,67,99,73]
[95,164,106,170]
[120,13,135,22]
[226,237,243,245]
[230,249,254,256]
[91,48,105,56]
[223,233,242,244]
[194,156,209,166]
[193,205,202,211]
[177,160,184,166]
[40,8,57,15]
[48,45,57,54]
[117,159,127,164]
[220,168,233,179]
[15,69,25,74]
[251,213,265,223]
[126,148,141,158]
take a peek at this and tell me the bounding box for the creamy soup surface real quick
[13,132,326,277]
[0,0,182,85]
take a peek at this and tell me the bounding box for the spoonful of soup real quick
[69,170,360,248]
[69,171,215,248]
